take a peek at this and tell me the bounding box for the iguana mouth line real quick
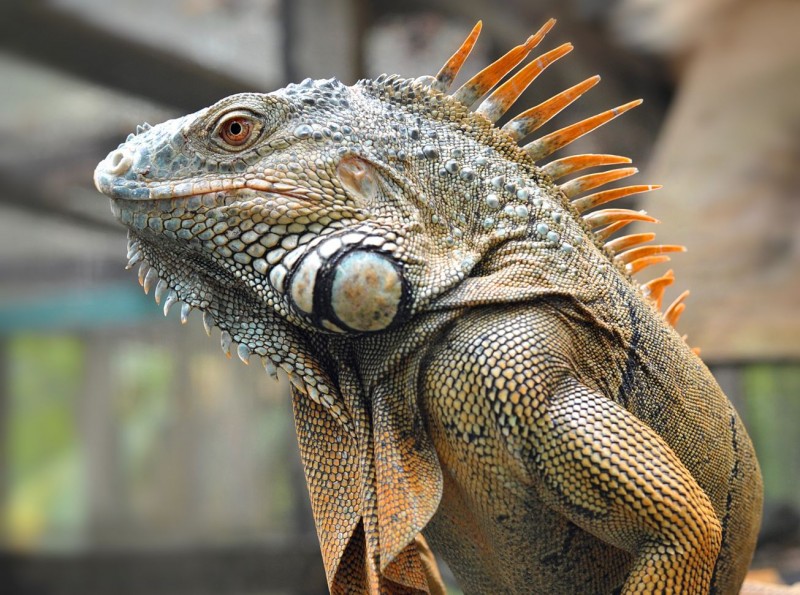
[107,188,311,222]
[99,176,311,203]
[94,154,314,204]
[94,139,315,204]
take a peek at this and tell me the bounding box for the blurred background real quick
[0,0,797,592]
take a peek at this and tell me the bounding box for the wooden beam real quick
[0,0,269,112]
[0,174,120,235]
[0,133,133,235]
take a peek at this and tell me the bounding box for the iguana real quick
[94,20,766,594]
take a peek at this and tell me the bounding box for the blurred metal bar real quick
[0,540,328,594]
[0,0,268,112]
[0,287,162,336]
[0,261,129,288]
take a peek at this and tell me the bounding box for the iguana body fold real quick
[95,20,763,594]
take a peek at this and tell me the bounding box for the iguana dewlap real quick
[94,20,764,594]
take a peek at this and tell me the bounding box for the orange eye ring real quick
[219,116,253,146]
[210,109,265,152]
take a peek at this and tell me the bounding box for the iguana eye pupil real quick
[220,117,252,145]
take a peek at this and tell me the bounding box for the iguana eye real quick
[222,118,251,144]
[212,110,263,150]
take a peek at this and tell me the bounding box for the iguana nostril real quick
[106,149,133,175]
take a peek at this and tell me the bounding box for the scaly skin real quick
[95,25,762,594]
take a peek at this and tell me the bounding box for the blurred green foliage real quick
[1,320,298,552]
[4,334,86,548]
[744,365,800,507]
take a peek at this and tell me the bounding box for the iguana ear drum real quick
[288,243,410,333]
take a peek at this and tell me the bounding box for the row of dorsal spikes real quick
[424,19,695,349]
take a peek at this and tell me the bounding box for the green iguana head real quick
[94,19,681,380]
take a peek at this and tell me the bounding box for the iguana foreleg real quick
[541,376,722,593]
[422,305,723,593]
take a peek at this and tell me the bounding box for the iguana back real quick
[94,20,763,594]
